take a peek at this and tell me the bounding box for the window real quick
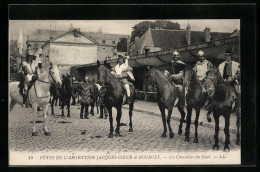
[112,41,116,44]
[102,40,106,44]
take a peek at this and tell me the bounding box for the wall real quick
[97,45,115,61]
[49,43,97,65]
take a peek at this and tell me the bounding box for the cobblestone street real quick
[9,103,240,153]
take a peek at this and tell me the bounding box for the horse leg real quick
[115,107,122,137]
[61,101,65,117]
[167,108,174,138]
[55,97,58,106]
[236,107,241,145]
[177,106,186,134]
[128,102,134,132]
[96,102,99,114]
[49,96,52,104]
[31,103,38,136]
[224,111,231,152]
[99,105,104,118]
[43,104,50,136]
[213,110,220,150]
[67,101,71,117]
[159,105,167,138]
[185,107,192,142]
[107,107,113,138]
[51,97,55,115]
[9,99,16,112]
[84,104,89,119]
[193,107,201,143]
[90,105,94,116]
[104,107,108,119]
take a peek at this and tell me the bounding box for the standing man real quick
[165,51,186,107]
[78,75,93,119]
[111,54,135,104]
[19,49,39,107]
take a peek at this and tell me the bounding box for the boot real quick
[84,112,89,119]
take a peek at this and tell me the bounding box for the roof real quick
[132,28,231,52]
[229,30,240,37]
[27,29,130,43]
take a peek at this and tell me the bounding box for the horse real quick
[49,82,62,115]
[93,83,108,119]
[183,65,208,143]
[204,66,240,151]
[147,69,186,138]
[59,74,72,117]
[9,64,62,136]
[97,60,135,138]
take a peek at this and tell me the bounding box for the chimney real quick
[204,27,211,42]
[186,24,191,45]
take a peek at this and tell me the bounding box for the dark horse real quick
[60,75,72,117]
[204,66,240,151]
[50,83,62,115]
[97,60,135,138]
[183,65,208,143]
[50,74,72,117]
[148,69,186,138]
[91,83,108,119]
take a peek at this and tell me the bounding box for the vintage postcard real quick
[9,19,241,166]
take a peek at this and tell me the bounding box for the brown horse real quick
[97,60,135,138]
[183,65,208,143]
[204,66,240,151]
[148,69,186,138]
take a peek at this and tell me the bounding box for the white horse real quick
[9,64,62,136]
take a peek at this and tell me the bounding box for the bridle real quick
[37,67,58,85]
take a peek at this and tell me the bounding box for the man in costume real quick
[164,51,186,107]
[111,54,135,104]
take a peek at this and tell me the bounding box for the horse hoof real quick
[32,132,38,136]
[52,113,55,116]
[224,146,230,152]
[61,115,65,117]
[178,130,182,135]
[193,138,198,143]
[128,128,133,132]
[67,115,71,118]
[207,117,212,123]
[161,133,166,138]
[115,133,122,137]
[236,140,241,145]
[98,116,103,119]
[104,116,108,119]
[169,133,174,138]
[213,145,219,150]
[44,132,51,136]
[184,137,190,142]
[108,133,113,138]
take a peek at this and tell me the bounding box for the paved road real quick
[9,103,240,153]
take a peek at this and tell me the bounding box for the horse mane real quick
[154,69,168,82]
[214,84,227,102]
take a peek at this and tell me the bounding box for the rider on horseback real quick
[164,51,186,107]
[19,47,41,107]
[218,48,240,107]
[111,54,135,104]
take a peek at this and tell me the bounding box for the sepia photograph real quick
[9,18,242,165]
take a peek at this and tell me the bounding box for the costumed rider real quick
[193,50,213,120]
[78,75,93,119]
[218,48,240,110]
[19,48,41,107]
[164,51,186,107]
[111,54,135,104]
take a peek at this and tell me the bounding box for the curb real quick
[122,106,237,134]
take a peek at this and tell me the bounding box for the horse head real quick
[97,60,113,85]
[204,66,222,96]
[62,74,71,89]
[49,64,62,86]
[183,65,195,88]
[147,68,167,87]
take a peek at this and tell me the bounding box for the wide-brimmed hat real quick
[224,48,234,56]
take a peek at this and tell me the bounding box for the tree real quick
[117,38,127,52]
[130,20,181,42]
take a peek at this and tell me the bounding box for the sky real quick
[9,19,240,43]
